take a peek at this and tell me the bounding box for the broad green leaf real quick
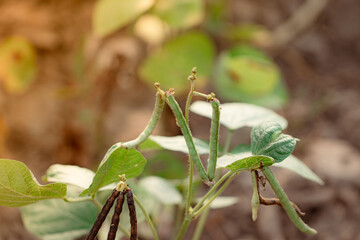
[251,122,297,162]
[21,199,97,240]
[230,144,250,154]
[275,155,324,185]
[45,164,95,189]
[87,148,146,195]
[139,32,215,94]
[217,152,252,168]
[152,0,203,30]
[225,155,274,172]
[140,135,210,155]
[93,0,154,37]
[214,45,287,108]
[190,101,287,130]
[139,176,182,204]
[0,36,37,94]
[142,152,187,179]
[0,159,66,207]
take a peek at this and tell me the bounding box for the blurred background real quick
[0,0,359,239]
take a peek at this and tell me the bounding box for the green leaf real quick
[225,155,274,172]
[21,198,97,240]
[251,122,297,162]
[87,148,146,195]
[226,23,268,42]
[139,176,182,204]
[217,152,251,168]
[230,144,250,154]
[0,36,37,94]
[93,0,154,37]
[152,0,203,30]
[142,152,188,179]
[274,155,324,185]
[45,164,95,189]
[0,159,66,207]
[139,135,210,155]
[214,45,287,108]
[139,32,215,94]
[190,101,288,130]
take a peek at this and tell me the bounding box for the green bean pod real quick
[262,166,317,234]
[250,170,259,221]
[166,93,210,183]
[207,98,220,181]
[122,93,165,148]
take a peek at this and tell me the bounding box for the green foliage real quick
[190,101,288,130]
[214,45,288,108]
[140,135,210,155]
[139,32,215,94]
[225,155,274,172]
[142,152,188,180]
[275,155,324,185]
[251,122,297,162]
[86,148,147,195]
[138,176,182,204]
[45,164,95,189]
[21,198,97,240]
[93,0,154,37]
[152,0,203,29]
[0,36,37,94]
[0,159,66,207]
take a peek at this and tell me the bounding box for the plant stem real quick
[133,194,160,240]
[192,173,236,218]
[192,170,234,213]
[192,208,210,240]
[193,91,214,100]
[222,129,234,155]
[92,198,103,210]
[262,166,317,234]
[174,215,191,240]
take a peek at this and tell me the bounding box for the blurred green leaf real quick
[225,155,274,172]
[86,148,147,195]
[139,176,182,204]
[21,198,97,240]
[93,0,154,37]
[214,45,287,108]
[275,155,324,185]
[139,32,215,93]
[190,101,288,130]
[251,122,297,163]
[140,135,210,155]
[142,152,187,179]
[230,144,250,154]
[152,0,203,29]
[0,36,37,94]
[226,23,268,42]
[0,159,66,207]
[45,164,95,189]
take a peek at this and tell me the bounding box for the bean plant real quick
[0,68,323,240]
